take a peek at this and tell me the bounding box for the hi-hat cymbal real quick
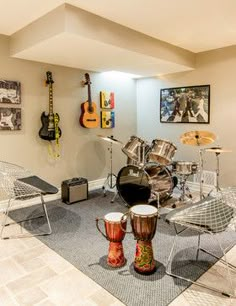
[180,130,216,146]
[97,135,123,145]
[205,146,232,153]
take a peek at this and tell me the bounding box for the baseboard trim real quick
[0,178,106,212]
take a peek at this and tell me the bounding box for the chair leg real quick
[1,194,52,239]
[1,198,13,239]
[166,229,236,298]
[199,246,236,272]
[196,233,201,261]
[41,194,52,235]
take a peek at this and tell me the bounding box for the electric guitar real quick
[80,73,99,128]
[39,71,62,141]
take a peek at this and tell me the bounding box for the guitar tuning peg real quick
[44,80,48,87]
[81,80,86,87]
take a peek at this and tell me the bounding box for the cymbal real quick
[97,135,123,145]
[205,146,232,153]
[180,130,216,146]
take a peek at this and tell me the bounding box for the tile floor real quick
[0,203,235,306]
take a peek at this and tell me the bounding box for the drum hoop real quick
[104,218,127,224]
[152,139,177,150]
[130,204,158,217]
[174,161,198,165]
[131,212,158,218]
[129,135,145,143]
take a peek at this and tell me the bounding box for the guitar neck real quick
[88,83,92,109]
[49,83,54,115]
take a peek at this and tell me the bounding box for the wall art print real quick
[101,111,115,128]
[160,85,210,123]
[0,80,21,104]
[100,91,115,109]
[0,107,21,130]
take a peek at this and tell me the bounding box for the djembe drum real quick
[96,212,127,268]
[121,204,158,274]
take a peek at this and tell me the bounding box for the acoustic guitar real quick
[39,71,62,141]
[80,73,99,128]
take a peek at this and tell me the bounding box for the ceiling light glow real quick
[101,71,142,79]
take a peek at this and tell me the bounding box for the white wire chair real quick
[0,161,58,239]
[165,190,236,298]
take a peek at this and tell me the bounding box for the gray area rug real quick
[9,191,235,306]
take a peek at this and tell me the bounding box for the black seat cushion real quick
[17,176,58,195]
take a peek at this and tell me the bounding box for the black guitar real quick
[39,71,62,141]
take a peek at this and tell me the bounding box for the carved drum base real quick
[134,240,156,274]
[107,241,126,268]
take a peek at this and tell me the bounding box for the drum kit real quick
[98,131,232,206]
[96,131,232,274]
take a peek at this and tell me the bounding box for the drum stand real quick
[208,151,222,196]
[102,137,117,201]
[173,174,192,207]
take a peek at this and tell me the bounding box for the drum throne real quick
[165,190,236,297]
[0,161,58,239]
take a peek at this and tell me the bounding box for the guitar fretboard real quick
[49,84,53,115]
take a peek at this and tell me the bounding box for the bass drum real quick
[116,163,174,207]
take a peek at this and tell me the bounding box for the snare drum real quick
[121,205,158,274]
[122,136,150,165]
[172,161,199,175]
[117,163,174,207]
[148,139,177,165]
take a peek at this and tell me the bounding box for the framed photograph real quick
[100,91,114,109]
[160,85,210,123]
[0,80,21,104]
[0,107,21,130]
[101,110,115,128]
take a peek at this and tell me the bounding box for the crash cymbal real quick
[97,135,123,145]
[205,146,232,153]
[180,130,216,146]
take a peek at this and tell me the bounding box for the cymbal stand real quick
[102,136,117,201]
[199,149,204,200]
[208,151,221,196]
[215,152,220,191]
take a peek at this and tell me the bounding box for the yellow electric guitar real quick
[80,73,99,128]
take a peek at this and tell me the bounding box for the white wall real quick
[0,35,137,187]
[137,46,236,186]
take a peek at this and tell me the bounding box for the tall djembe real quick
[121,204,158,274]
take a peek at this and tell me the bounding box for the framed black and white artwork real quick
[0,80,21,104]
[160,85,210,123]
[0,107,21,130]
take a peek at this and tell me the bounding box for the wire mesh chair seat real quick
[0,161,58,239]
[165,192,236,298]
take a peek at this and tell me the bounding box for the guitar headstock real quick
[46,71,54,85]
[84,73,91,86]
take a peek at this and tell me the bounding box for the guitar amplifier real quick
[61,177,88,204]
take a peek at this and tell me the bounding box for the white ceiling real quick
[1,0,236,76]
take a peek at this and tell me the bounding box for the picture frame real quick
[0,107,21,130]
[160,85,210,123]
[0,80,21,104]
[100,91,115,109]
[101,110,115,128]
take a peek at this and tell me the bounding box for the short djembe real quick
[96,212,127,268]
[121,204,158,274]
